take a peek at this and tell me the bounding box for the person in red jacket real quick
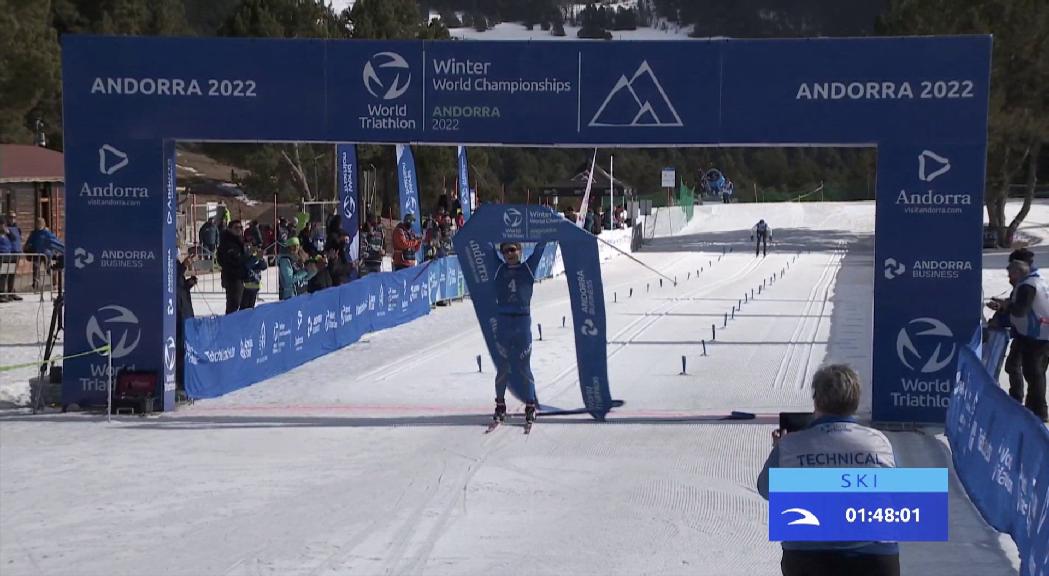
[392,213,421,270]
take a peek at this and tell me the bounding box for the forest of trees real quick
[1,0,1044,244]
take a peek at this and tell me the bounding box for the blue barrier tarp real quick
[185,264,432,399]
[948,346,1049,576]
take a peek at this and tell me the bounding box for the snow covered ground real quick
[0,201,1022,575]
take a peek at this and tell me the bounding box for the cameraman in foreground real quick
[757,364,900,576]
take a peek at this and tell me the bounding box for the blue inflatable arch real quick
[62,36,990,423]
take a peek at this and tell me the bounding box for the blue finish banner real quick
[184,266,430,399]
[457,146,471,221]
[453,204,612,419]
[62,35,992,421]
[769,492,948,542]
[948,347,1049,576]
[336,144,360,264]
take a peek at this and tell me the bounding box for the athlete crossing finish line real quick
[490,240,547,433]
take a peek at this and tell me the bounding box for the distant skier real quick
[491,241,547,428]
[751,219,772,257]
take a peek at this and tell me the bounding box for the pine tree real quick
[0,0,60,144]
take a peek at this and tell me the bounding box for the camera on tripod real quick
[50,253,64,272]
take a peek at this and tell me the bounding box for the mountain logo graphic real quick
[589,60,683,128]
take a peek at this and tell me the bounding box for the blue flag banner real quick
[948,345,1049,576]
[184,266,430,399]
[453,204,613,420]
[395,144,422,234]
[336,144,360,264]
[769,468,949,542]
[457,146,472,221]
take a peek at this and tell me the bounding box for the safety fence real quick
[641,206,690,239]
[0,253,57,301]
[677,183,696,222]
[946,331,1049,576]
[184,244,562,399]
[788,182,825,203]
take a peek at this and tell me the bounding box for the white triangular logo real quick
[918,150,950,182]
[99,144,129,175]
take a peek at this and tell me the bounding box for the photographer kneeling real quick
[757,364,899,576]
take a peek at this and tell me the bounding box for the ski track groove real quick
[537,251,774,405]
[364,254,695,385]
[767,248,841,394]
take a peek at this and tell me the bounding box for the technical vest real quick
[1010,273,1049,341]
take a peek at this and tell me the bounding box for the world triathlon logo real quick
[363,52,411,101]
[342,194,356,220]
[86,304,141,359]
[896,317,956,374]
[503,208,523,228]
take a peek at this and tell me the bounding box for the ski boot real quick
[494,398,507,422]
[523,403,537,434]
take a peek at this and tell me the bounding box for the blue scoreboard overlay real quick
[769,468,948,542]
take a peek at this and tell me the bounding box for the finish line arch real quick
[62,35,991,422]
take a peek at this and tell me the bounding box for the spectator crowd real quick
[1,211,65,303]
[184,193,633,317]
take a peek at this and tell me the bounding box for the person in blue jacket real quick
[5,212,22,299]
[491,240,547,425]
[0,222,12,302]
[24,217,63,289]
[277,237,315,301]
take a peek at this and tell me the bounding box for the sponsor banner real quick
[328,42,424,142]
[395,144,422,242]
[948,347,1049,576]
[336,144,360,264]
[62,36,328,141]
[64,36,989,145]
[457,146,471,221]
[185,266,429,399]
[63,138,171,408]
[162,140,177,410]
[720,36,991,144]
[453,204,612,419]
[872,142,985,422]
